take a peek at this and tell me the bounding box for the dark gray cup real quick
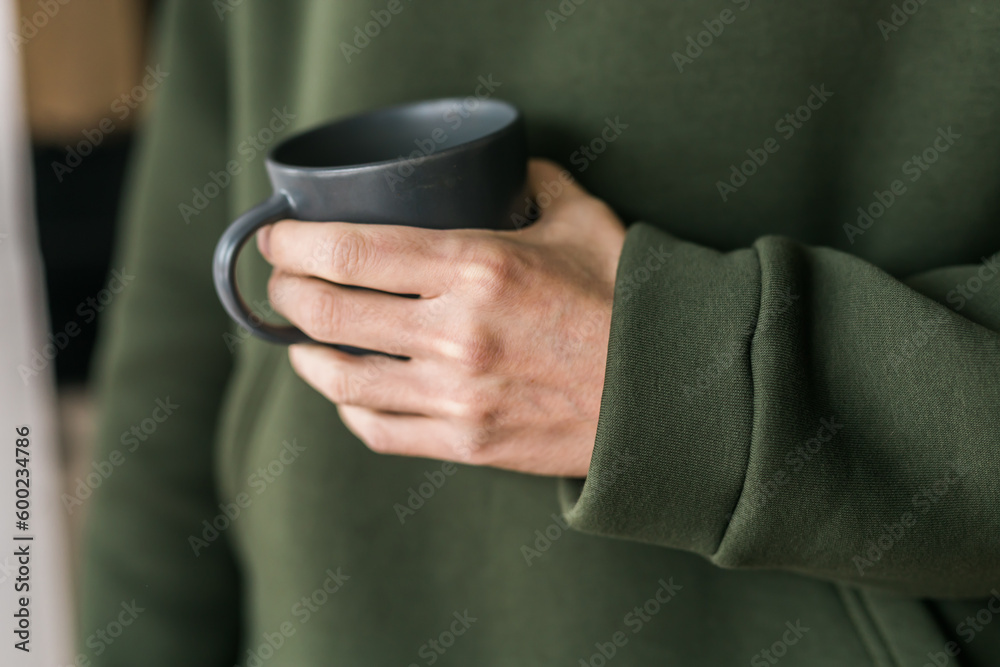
[213,97,528,347]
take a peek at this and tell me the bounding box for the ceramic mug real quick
[213,97,529,347]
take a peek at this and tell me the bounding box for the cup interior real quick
[271,98,518,169]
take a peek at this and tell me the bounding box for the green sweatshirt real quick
[79,0,1000,665]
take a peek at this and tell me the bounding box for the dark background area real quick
[33,140,131,382]
[19,0,157,385]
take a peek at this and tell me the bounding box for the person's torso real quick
[213,2,1000,664]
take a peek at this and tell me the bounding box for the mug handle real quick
[213,191,312,345]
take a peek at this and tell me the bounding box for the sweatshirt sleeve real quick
[559,221,1000,599]
[77,1,242,664]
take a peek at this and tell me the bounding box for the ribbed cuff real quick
[558,222,761,558]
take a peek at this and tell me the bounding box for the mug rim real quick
[267,97,522,175]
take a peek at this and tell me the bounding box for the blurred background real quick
[20,0,154,526]
[1,0,158,661]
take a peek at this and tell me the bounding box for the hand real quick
[258,159,626,477]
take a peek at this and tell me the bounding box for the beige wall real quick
[16,0,148,142]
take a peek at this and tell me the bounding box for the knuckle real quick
[329,229,373,283]
[458,395,498,428]
[462,244,522,301]
[308,291,342,341]
[324,369,362,405]
[454,422,496,461]
[452,328,502,373]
